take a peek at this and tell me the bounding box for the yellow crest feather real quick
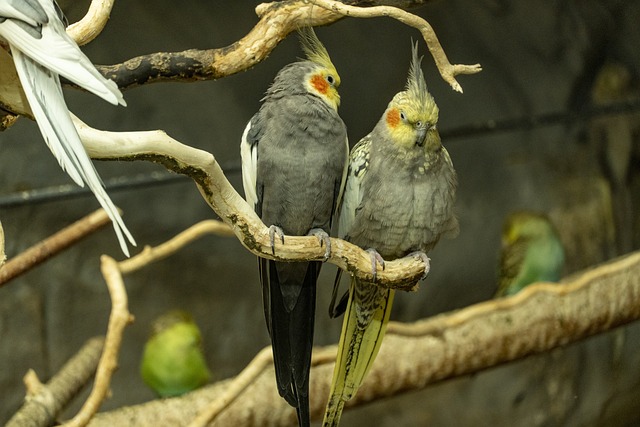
[405,41,430,107]
[298,27,336,72]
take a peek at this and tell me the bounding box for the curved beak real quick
[415,126,428,147]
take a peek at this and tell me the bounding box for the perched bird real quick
[240,28,348,426]
[323,42,458,427]
[495,211,565,297]
[0,0,134,256]
[140,310,211,397]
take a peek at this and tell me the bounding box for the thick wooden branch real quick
[5,337,105,427]
[71,115,426,290]
[85,251,640,426]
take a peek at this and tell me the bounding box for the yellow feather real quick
[298,26,338,77]
[323,278,395,427]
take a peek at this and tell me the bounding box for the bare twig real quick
[0,209,114,287]
[87,251,640,426]
[67,0,116,46]
[62,257,134,427]
[310,0,482,92]
[71,115,426,290]
[118,219,234,275]
[6,337,105,427]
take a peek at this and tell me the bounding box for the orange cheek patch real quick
[310,74,329,94]
[386,108,400,128]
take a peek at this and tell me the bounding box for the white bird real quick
[0,0,135,256]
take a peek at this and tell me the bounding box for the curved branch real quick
[94,0,479,92]
[71,115,426,290]
[310,0,482,92]
[67,0,116,46]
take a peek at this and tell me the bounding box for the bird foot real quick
[308,228,331,261]
[407,251,431,280]
[366,248,385,283]
[268,225,285,255]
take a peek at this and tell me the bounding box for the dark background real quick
[1,0,639,425]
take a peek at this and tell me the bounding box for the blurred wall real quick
[1,0,639,425]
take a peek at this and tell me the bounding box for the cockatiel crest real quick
[385,42,440,151]
[298,26,341,110]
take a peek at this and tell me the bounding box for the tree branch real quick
[61,256,134,427]
[84,250,640,426]
[0,209,114,288]
[310,0,481,92]
[5,338,105,427]
[67,0,116,46]
[118,219,234,275]
[95,0,479,92]
[71,115,426,290]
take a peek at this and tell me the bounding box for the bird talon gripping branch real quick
[408,251,431,280]
[268,225,285,255]
[309,227,331,260]
[366,248,385,282]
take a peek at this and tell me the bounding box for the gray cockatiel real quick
[240,28,348,427]
[323,42,458,427]
[0,0,134,255]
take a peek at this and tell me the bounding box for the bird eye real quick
[326,75,335,85]
[400,111,406,121]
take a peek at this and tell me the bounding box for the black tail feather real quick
[260,258,318,427]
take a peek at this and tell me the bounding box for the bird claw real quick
[308,228,331,261]
[268,225,285,255]
[366,248,385,283]
[408,251,431,280]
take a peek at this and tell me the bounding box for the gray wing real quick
[338,135,371,239]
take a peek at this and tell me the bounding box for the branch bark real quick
[84,250,640,426]
[5,337,105,427]
[71,115,427,290]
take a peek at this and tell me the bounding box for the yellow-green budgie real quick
[496,211,565,297]
[140,310,211,397]
[323,42,458,426]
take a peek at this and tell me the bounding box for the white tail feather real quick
[12,49,135,256]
